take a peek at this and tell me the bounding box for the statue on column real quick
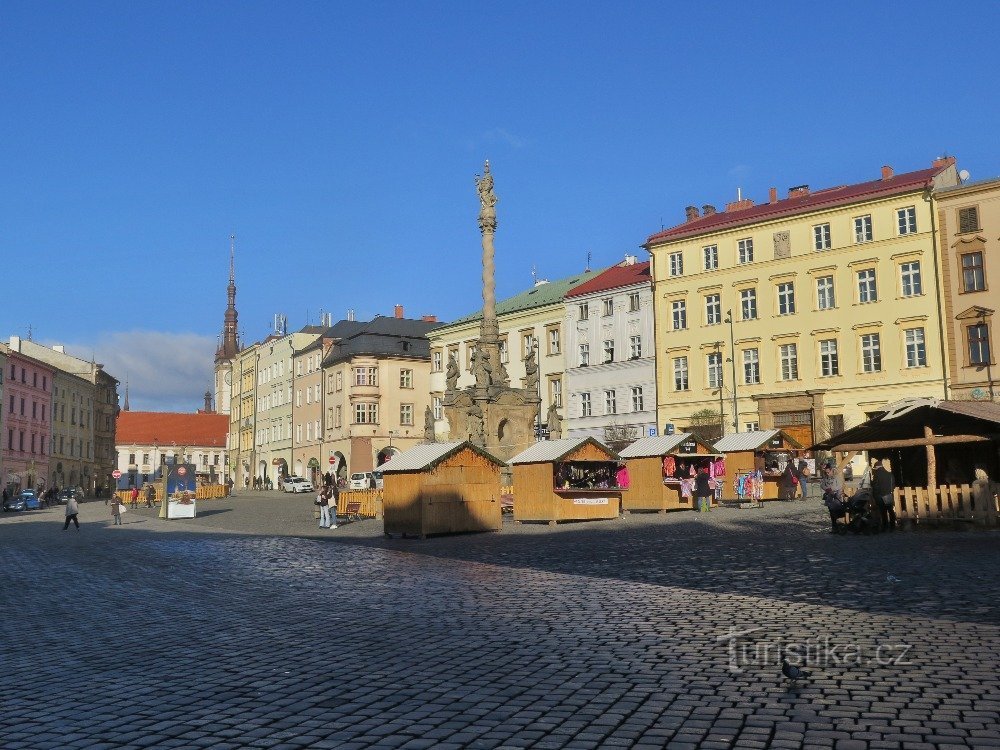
[547,403,562,440]
[472,345,492,389]
[424,405,435,442]
[523,346,539,393]
[467,402,485,445]
[475,161,498,233]
[445,354,460,394]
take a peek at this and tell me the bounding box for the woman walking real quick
[694,466,713,513]
[111,493,123,526]
[63,493,80,531]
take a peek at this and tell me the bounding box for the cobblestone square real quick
[1,494,998,749]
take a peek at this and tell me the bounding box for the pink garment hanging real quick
[662,456,676,477]
[616,466,630,489]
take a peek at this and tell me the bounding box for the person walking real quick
[129,486,139,509]
[111,493,123,526]
[145,484,155,508]
[694,466,713,513]
[778,462,798,501]
[872,458,896,531]
[63,493,80,530]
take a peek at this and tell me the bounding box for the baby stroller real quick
[825,488,880,535]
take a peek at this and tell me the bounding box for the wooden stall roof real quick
[712,429,803,453]
[509,437,619,465]
[811,398,1000,452]
[380,441,506,474]
[618,433,719,459]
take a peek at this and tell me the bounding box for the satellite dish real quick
[959,169,971,182]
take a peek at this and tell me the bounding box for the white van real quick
[349,472,373,490]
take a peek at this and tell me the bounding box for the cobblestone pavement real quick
[1,495,998,749]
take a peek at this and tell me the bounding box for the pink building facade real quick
[4,352,54,492]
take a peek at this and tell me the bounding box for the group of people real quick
[821,457,897,533]
[315,475,340,529]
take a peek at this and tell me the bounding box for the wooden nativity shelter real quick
[510,437,624,525]
[617,433,723,512]
[811,398,1000,527]
[380,441,506,538]
[712,429,803,502]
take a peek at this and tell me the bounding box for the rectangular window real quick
[857,268,878,303]
[354,368,366,386]
[603,339,615,363]
[705,294,721,325]
[854,214,873,243]
[897,206,917,235]
[580,392,592,417]
[354,403,378,424]
[671,300,687,330]
[740,288,757,320]
[400,404,413,426]
[969,324,991,365]
[522,333,535,356]
[673,357,689,391]
[628,292,640,312]
[780,343,799,381]
[958,206,980,233]
[861,333,882,372]
[669,252,684,276]
[813,223,831,250]
[738,238,754,264]
[432,351,442,372]
[499,338,509,364]
[777,282,796,315]
[962,252,985,292]
[578,302,589,321]
[817,275,835,310]
[631,386,644,412]
[744,421,759,432]
[335,405,342,427]
[399,369,413,388]
[548,327,561,355]
[900,261,922,297]
[819,339,839,376]
[604,389,617,415]
[707,352,723,389]
[703,244,718,270]
[433,397,442,421]
[550,378,562,408]
[602,298,614,317]
[579,343,590,367]
[629,335,642,359]
[743,348,760,384]
[904,327,927,367]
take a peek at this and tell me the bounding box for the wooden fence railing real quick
[894,483,1000,527]
[114,484,230,503]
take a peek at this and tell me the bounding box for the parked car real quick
[57,488,83,505]
[21,490,42,510]
[372,469,384,490]
[282,476,314,493]
[349,472,374,490]
[3,492,28,512]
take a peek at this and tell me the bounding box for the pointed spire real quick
[123,376,130,411]
[216,234,241,362]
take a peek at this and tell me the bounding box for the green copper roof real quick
[437,267,607,331]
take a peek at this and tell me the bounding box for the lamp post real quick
[714,342,726,439]
[724,309,739,431]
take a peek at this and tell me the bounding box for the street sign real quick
[328,456,336,465]
[111,470,122,479]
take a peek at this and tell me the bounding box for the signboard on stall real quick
[572,497,609,505]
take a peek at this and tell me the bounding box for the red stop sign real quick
[111,470,122,479]
[328,456,335,465]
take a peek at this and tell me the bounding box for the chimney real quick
[394,304,404,319]
[932,155,956,169]
[787,185,810,199]
[702,204,716,217]
[53,345,65,353]
[685,205,700,222]
[769,187,778,204]
[725,198,755,212]
[881,165,894,181]
[421,315,438,322]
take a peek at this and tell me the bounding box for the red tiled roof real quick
[645,165,943,246]
[116,411,228,448]
[564,261,651,299]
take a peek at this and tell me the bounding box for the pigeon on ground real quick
[781,659,811,682]
[886,574,902,583]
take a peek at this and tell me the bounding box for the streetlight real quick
[724,309,739,431]
[714,341,726,439]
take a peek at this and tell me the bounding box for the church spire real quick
[216,234,241,362]
[123,376,130,411]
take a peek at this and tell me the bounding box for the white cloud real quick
[45,331,217,413]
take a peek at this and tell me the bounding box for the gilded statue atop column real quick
[475,160,498,234]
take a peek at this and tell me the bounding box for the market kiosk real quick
[712,429,803,502]
[617,433,724,512]
[510,437,624,525]
[381,441,506,539]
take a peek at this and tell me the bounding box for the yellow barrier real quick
[113,484,231,503]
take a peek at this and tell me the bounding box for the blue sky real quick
[3,1,999,410]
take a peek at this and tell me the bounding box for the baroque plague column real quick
[443,161,540,461]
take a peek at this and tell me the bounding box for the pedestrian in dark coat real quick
[871,458,896,531]
[694,467,713,513]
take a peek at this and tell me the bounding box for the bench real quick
[344,501,363,522]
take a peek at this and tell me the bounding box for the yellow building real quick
[934,176,1000,401]
[644,158,959,445]
[228,342,259,489]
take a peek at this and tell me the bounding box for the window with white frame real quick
[579,343,590,367]
[631,386,644,412]
[354,403,378,424]
[900,261,922,297]
[602,298,614,317]
[777,282,796,315]
[432,351,442,371]
[743,348,760,384]
[336,371,343,390]
[579,392,592,417]
[628,292,640,312]
[705,294,721,325]
[522,333,535,356]
[819,339,839,376]
[578,302,589,321]
[603,339,615,363]
[550,379,562,408]
[861,333,882,372]
[854,215,873,243]
[433,397,442,420]
[673,357,689,390]
[858,268,878,303]
[707,352,723,389]
[669,252,684,276]
[969,324,991,365]
[962,252,986,292]
[813,223,831,250]
[395,369,411,389]
[703,245,718,270]
[738,238,754,264]
[745,421,759,432]
[817,276,836,310]
[400,404,413,425]
[740,288,757,320]
[779,343,799,380]
[335,406,342,427]
[671,300,687,330]
[897,206,917,235]
[604,389,617,415]
[629,335,642,359]
[548,327,561,355]
[904,327,926,367]
[499,338,509,363]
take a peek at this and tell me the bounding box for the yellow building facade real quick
[645,159,959,445]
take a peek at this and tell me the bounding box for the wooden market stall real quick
[811,398,1000,527]
[617,433,724,512]
[381,441,506,539]
[510,437,624,525]
[712,429,803,502]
